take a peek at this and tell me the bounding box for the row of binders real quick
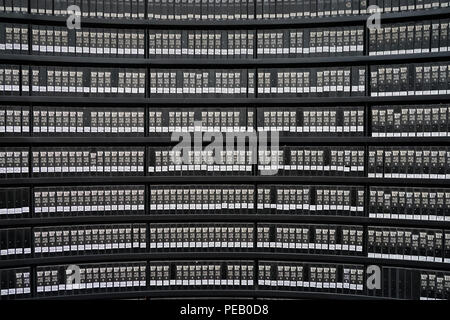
[368,226,450,263]
[0,222,382,258]
[369,187,450,221]
[370,63,450,96]
[257,67,366,97]
[256,224,365,255]
[1,145,449,178]
[5,64,450,97]
[1,185,449,219]
[368,146,450,179]
[257,147,366,176]
[7,64,450,97]
[3,1,450,19]
[5,21,450,58]
[369,20,450,55]
[371,105,450,137]
[148,223,255,249]
[1,223,449,260]
[257,107,364,135]
[2,264,450,300]
[0,24,370,59]
[3,104,450,137]
[2,185,450,219]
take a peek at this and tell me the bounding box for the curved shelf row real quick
[0,137,449,146]
[0,177,448,187]
[1,215,449,229]
[24,289,392,301]
[1,252,449,271]
[1,95,450,105]
[2,52,450,68]
[1,8,450,28]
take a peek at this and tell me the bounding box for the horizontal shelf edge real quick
[1,136,449,145]
[1,252,449,271]
[24,289,392,300]
[0,177,448,186]
[2,8,450,28]
[2,52,450,67]
[1,216,449,229]
[1,95,450,105]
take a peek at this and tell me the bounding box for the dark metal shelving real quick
[2,52,450,68]
[0,176,448,187]
[2,7,450,301]
[1,7,450,28]
[1,215,449,229]
[25,289,392,301]
[1,95,450,105]
[2,252,449,271]
[0,136,449,146]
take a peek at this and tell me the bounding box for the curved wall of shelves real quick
[1,1,450,301]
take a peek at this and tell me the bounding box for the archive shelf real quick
[1,215,449,229]
[25,290,392,301]
[0,177,448,187]
[1,137,449,146]
[2,7,450,28]
[2,52,450,68]
[2,96,450,106]
[2,252,449,271]
[1,4,450,301]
